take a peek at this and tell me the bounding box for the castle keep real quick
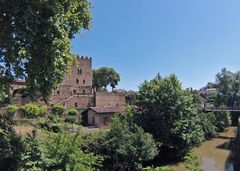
[11,56,125,111]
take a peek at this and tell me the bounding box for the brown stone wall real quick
[57,95,94,108]
[95,92,125,109]
[60,56,92,94]
[50,56,93,108]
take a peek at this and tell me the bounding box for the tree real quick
[44,129,102,171]
[83,111,158,170]
[0,114,24,170]
[93,67,120,91]
[0,0,92,101]
[135,74,204,159]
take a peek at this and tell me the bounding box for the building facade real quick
[11,56,125,111]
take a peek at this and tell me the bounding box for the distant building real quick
[10,56,126,127]
[82,106,124,128]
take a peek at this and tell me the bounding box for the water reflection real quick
[172,127,236,171]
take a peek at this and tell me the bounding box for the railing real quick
[204,106,240,112]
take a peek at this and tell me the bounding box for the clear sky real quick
[71,0,240,91]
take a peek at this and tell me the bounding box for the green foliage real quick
[20,130,45,171]
[68,108,79,116]
[7,104,17,120]
[52,105,65,116]
[0,0,92,101]
[136,74,204,159]
[21,103,47,118]
[214,68,240,107]
[93,67,120,91]
[199,112,216,139]
[214,110,231,131]
[144,166,173,171]
[0,114,24,170]
[84,112,158,170]
[65,115,78,125]
[184,151,204,171]
[44,130,102,170]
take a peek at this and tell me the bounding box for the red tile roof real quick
[89,106,123,114]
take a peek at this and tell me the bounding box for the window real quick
[77,68,82,75]
[83,89,86,94]
[83,79,85,84]
[75,102,78,107]
[76,79,79,84]
[73,89,76,94]
[57,90,60,95]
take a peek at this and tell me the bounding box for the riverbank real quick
[172,126,236,171]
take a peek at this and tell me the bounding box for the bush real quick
[7,105,17,119]
[65,116,77,124]
[21,103,47,118]
[8,105,17,115]
[51,105,65,116]
[68,108,79,116]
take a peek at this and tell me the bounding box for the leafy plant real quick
[52,105,65,116]
[21,103,47,118]
[68,108,79,116]
[184,151,204,171]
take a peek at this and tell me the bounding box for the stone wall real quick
[95,92,125,109]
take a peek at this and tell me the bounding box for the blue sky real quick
[71,0,240,91]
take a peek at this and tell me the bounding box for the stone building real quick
[11,56,126,113]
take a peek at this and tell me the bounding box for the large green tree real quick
[214,68,240,107]
[93,67,120,91]
[84,111,158,170]
[0,0,92,101]
[135,74,204,159]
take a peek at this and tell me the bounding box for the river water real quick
[172,126,237,171]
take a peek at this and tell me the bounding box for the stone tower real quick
[50,56,94,107]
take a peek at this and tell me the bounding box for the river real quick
[172,126,237,171]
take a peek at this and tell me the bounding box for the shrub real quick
[8,104,17,115]
[65,116,77,124]
[68,108,79,116]
[21,103,47,118]
[51,105,65,116]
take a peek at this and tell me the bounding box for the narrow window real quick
[73,89,76,94]
[75,102,78,107]
[83,89,86,94]
[76,79,79,84]
[83,79,85,84]
[77,68,80,75]
[57,90,60,95]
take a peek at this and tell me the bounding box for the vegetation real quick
[135,75,204,159]
[184,152,204,171]
[84,112,158,170]
[0,0,92,101]
[52,105,66,116]
[68,108,79,116]
[21,103,47,118]
[93,67,120,91]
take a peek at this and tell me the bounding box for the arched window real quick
[76,79,79,84]
[75,102,78,107]
[83,89,86,94]
[83,79,85,84]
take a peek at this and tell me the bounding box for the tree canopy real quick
[135,74,204,159]
[0,0,92,101]
[93,67,120,91]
